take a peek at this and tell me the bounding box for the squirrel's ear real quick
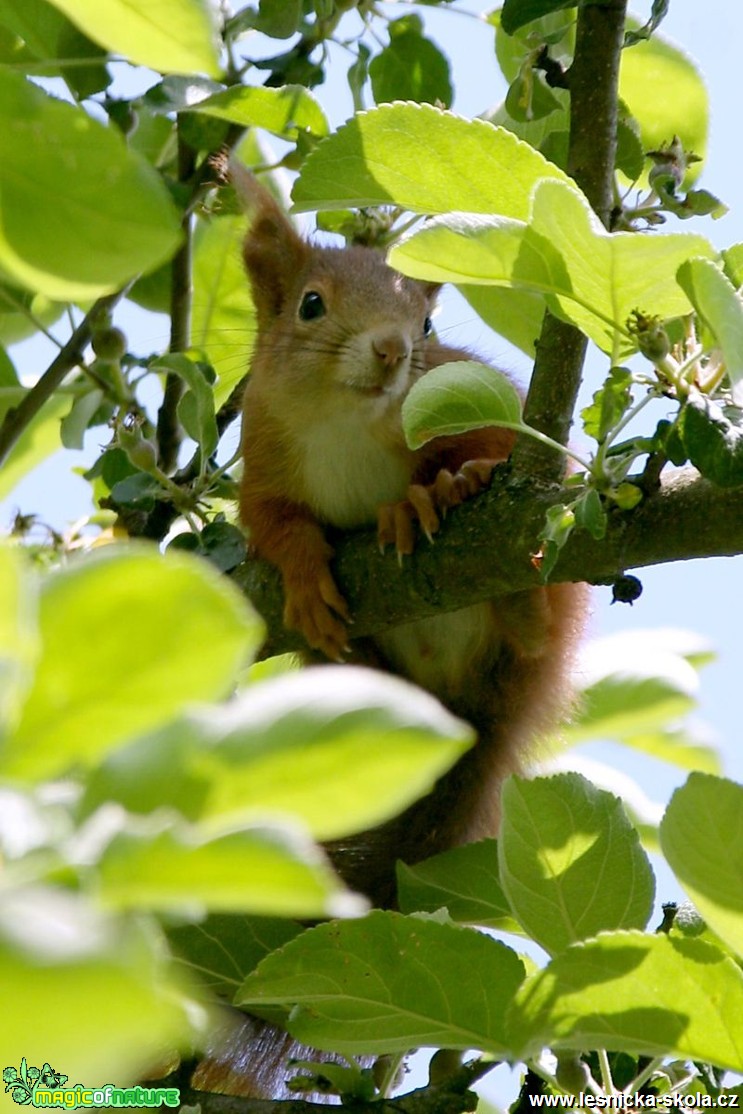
[229,158,308,321]
[419,281,443,302]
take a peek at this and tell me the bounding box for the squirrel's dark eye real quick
[423,315,434,337]
[299,291,326,321]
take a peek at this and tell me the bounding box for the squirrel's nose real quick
[372,331,412,370]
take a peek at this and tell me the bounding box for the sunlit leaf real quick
[238,911,525,1055]
[81,666,474,841]
[45,0,221,76]
[0,72,181,299]
[510,931,743,1070]
[293,102,571,217]
[661,773,743,960]
[2,547,261,779]
[499,774,655,954]
[0,887,195,1083]
[397,839,521,932]
[99,824,357,919]
[402,360,524,448]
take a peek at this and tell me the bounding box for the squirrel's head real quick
[230,161,441,409]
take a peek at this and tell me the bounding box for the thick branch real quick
[176,1060,487,1114]
[511,0,628,483]
[231,468,743,657]
[567,0,627,224]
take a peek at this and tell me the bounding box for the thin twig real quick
[156,125,196,474]
[0,288,128,468]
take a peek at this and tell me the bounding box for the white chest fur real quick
[297,407,411,528]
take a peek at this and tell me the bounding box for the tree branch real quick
[230,468,743,658]
[156,126,196,474]
[511,0,628,483]
[177,1061,486,1114]
[0,288,129,468]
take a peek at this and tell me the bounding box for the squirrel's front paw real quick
[284,570,351,661]
[378,459,497,556]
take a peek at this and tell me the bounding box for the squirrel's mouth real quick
[342,381,389,398]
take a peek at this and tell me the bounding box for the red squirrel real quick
[193,165,586,1098]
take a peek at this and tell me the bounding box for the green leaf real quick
[293,103,571,217]
[0,888,193,1084]
[391,180,715,357]
[191,214,256,406]
[505,70,561,123]
[249,0,302,39]
[369,26,452,107]
[401,360,524,449]
[192,521,247,573]
[500,0,577,36]
[99,824,357,919]
[677,258,743,404]
[0,72,181,300]
[44,0,221,76]
[397,839,522,932]
[679,389,743,488]
[661,773,743,960]
[573,488,606,540]
[510,931,743,1070]
[59,388,105,450]
[2,547,262,780]
[168,914,303,1000]
[0,282,65,348]
[617,725,720,775]
[581,366,634,444]
[0,546,38,735]
[184,84,329,139]
[82,666,474,841]
[0,0,110,99]
[527,180,717,355]
[153,353,218,458]
[238,911,525,1055]
[624,0,670,45]
[619,26,708,182]
[460,283,546,357]
[566,631,700,744]
[537,501,575,581]
[389,210,566,288]
[615,117,645,181]
[108,470,162,508]
[0,347,16,386]
[499,774,655,955]
[347,42,370,109]
[722,243,743,288]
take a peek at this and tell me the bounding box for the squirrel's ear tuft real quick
[419,281,443,302]
[229,158,308,321]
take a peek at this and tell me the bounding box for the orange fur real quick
[193,167,586,1097]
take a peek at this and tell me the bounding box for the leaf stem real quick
[517,422,593,473]
[597,1049,616,1097]
[625,1057,663,1094]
